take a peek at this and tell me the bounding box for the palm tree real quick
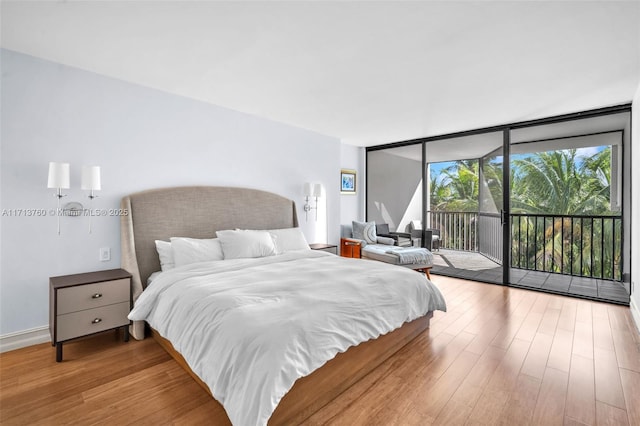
[428,160,480,249]
[429,174,452,211]
[437,160,479,212]
[510,148,612,215]
[509,147,618,278]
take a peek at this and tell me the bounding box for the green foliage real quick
[430,160,479,212]
[430,147,614,215]
[510,148,613,215]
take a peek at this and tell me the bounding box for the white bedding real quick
[129,250,446,426]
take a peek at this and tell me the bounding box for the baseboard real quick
[631,298,640,335]
[0,326,50,353]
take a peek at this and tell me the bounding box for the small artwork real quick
[341,169,356,194]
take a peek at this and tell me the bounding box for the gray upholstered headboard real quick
[120,186,298,302]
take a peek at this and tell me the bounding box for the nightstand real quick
[340,238,362,258]
[309,243,338,255]
[50,268,132,362]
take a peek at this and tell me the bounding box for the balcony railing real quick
[426,211,623,281]
[428,211,478,251]
[511,213,623,281]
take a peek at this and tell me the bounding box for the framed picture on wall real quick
[340,169,356,194]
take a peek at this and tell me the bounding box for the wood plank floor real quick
[1,276,639,425]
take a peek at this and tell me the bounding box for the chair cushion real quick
[376,236,396,245]
[376,223,390,234]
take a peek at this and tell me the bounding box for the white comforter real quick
[129,250,446,426]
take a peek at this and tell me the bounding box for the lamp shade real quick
[81,166,101,191]
[312,183,322,198]
[47,162,70,189]
[303,182,313,197]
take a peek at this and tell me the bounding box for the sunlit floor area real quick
[431,249,630,305]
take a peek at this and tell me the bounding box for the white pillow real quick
[269,227,310,254]
[155,240,175,271]
[170,237,224,267]
[147,271,162,286]
[216,229,277,259]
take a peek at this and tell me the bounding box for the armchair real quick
[407,220,440,251]
[375,223,412,247]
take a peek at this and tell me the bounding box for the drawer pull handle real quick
[92,318,102,324]
[92,293,102,299]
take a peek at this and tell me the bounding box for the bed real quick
[120,186,446,425]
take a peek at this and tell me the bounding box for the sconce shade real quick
[304,182,322,198]
[47,162,70,189]
[81,166,101,191]
[303,182,313,197]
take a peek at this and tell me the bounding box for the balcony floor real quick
[431,249,629,305]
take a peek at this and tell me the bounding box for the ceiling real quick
[2,1,639,147]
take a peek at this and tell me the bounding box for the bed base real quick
[151,312,432,425]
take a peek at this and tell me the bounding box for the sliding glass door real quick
[366,106,630,304]
[421,131,506,283]
[478,140,506,284]
[508,112,630,303]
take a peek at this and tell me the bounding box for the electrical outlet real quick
[99,247,111,262]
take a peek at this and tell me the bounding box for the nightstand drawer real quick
[57,278,130,314]
[56,301,130,342]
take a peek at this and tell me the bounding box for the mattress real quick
[128,250,445,425]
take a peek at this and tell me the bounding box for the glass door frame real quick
[419,130,508,285]
[501,129,510,285]
[366,103,631,291]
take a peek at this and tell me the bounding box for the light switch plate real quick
[99,247,111,262]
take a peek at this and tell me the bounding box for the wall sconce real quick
[47,162,102,234]
[47,162,70,235]
[303,182,322,221]
[82,166,101,234]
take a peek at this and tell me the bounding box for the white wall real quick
[631,84,640,333]
[367,150,422,232]
[0,49,348,337]
[340,143,365,224]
